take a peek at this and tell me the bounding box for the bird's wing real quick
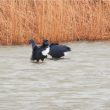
[50,43,59,47]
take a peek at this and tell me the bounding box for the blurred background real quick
[0,0,110,45]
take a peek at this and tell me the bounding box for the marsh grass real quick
[0,0,110,45]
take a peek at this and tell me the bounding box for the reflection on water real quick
[0,41,110,110]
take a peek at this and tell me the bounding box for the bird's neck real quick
[32,42,36,49]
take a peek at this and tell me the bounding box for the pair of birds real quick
[29,39,71,62]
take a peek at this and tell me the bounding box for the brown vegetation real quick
[0,0,110,45]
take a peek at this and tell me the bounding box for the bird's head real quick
[29,39,36,49]
[29,39,35,44]
[43,39,49,47]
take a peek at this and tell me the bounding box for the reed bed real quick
[0,0,110,45]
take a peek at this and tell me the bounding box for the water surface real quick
[0,41,110,110]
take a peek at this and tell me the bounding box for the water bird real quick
[29,39,50,62]
[43,40,71,59]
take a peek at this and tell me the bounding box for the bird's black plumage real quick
[29,39,50,62]
[43,40,71,58]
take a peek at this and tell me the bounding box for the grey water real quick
[0,41,110,110]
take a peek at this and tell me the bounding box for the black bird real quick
[29,39,50,62]
[43,40,71,59]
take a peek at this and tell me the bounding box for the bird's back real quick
[49,44,71,58]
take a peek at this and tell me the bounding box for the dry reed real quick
[0,0,110,45]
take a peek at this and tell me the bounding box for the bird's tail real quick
[66,47,71,51]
